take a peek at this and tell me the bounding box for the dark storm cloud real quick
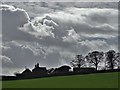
[2,5,30,41]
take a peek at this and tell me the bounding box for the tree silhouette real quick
[105,50,120,70]
[117,52,120,69]
[71,55,85,69]
[86,51,104,70]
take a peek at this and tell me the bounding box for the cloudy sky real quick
[1,2,119,75]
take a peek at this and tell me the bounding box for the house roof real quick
[59,65,71,69]
[22,69,32,74]
[32,63,47,72]
[32,67,46,72]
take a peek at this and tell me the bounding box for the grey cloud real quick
[1,55,13,64]
[19,6,118,55]
[2,4,32,42]
[21,8,118,45]
[2,41,35,68]
[4,2,118,19]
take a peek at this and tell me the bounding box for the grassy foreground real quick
[2,72,119,88]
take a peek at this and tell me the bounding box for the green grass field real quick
[2,72,119,88]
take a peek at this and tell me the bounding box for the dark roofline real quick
[58,65,71,69]
[22,68,32,73]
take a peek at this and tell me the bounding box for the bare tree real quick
[86,51,104,70]
[117,52,120,69]
[106,50,120,70]
[71,55,85,69]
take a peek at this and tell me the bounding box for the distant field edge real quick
[1,88,119,90]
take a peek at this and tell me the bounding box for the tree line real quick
[71,50,120,71]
